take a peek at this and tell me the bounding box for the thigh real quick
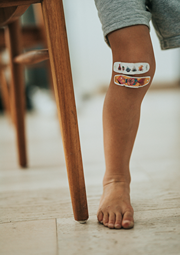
[108,25,154,62]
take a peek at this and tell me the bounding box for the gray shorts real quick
[94,0,180,50]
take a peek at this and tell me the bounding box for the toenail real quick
[123,220,134,228]
[108,224,114,228]
[115,224,121,229]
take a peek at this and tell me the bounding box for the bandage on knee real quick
[114,75,151,88]
[114,62,150,75]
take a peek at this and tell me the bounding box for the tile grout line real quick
[0,217,60,225]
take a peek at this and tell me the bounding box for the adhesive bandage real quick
[114,75,151,88]
[114,62,150,75]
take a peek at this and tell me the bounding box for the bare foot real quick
[97,179,134,229]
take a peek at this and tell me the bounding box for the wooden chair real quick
[0,0,89,223]
[0,4,52,116]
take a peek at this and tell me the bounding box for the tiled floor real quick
[0,88,180,255]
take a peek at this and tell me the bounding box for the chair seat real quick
[0,0,40,8]
[0,5,29,26]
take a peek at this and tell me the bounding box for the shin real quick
[103,25,155,184]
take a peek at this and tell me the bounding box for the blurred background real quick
[0,0,180,115]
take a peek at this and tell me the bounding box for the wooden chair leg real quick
[41,0,89,222]
[5,20,27,168]
[33,3,54,94]
[0,67,11,116]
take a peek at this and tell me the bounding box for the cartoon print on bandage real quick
[114,62,150,75]
[114,75,151,88]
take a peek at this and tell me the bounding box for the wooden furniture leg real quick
[0,66,11,116]
[5,20,27,167]
[41,0,89,222]
[33,3,54,94]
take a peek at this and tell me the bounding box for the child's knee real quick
[112,59,156,92]
[108,25,156,91]
[113,61,154,89]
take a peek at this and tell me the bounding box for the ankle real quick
[103,172,131,187]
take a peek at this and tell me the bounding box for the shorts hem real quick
[103,17,151,47]
[160,35,180,50]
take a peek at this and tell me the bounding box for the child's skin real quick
[97,25,156,229]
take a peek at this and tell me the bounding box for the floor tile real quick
[57,209,180,255]
[0,219,57,255]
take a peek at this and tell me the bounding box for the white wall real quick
[63,0,180,95]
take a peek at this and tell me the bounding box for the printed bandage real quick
[114,75,151,88]
[114,62,150,75]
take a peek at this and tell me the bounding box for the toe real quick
[108,212,116,229]
[115,212,122,229]
[122,210,134,229]
[103,212,109,227]
[97,211,103,223]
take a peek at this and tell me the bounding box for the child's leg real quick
[97,25,156,229]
